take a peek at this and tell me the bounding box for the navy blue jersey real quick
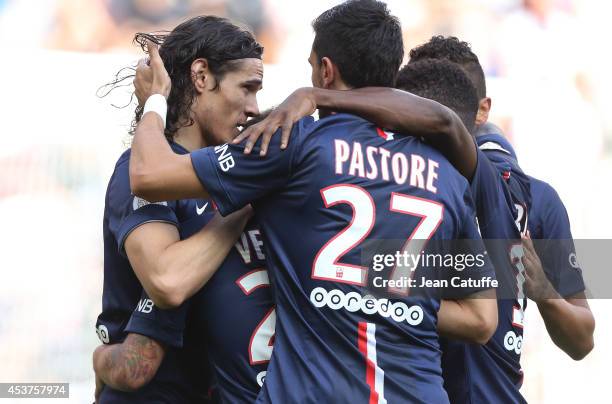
[190,114,495,403]
[126,213,275,404]
[476,122,583,295]
[189,218,274,403]
[96,142,211,403]
[528,176,585,297]
[441,133,532,404]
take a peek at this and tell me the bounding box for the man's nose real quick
[245,96,260,117]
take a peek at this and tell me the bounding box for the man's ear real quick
[191,58,212,93]
[320,57,336,89]
[475,97,491,126]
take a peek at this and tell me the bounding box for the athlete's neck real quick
[474,121,504,139]
[318,81,352,118]
[173,122,207,152]
[325,81,351,92]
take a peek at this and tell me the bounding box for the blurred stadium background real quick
[0,0,610,402]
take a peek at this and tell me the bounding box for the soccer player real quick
[130,1,498,402]
[123,16,277,404]
[521,177,594,360]
[397,57,531,404]
[408,35,595,401]
[481,123,594,359]
[240,56,530,403]
[93,16,265,403]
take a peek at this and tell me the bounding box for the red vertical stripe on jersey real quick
[358,322,377,404]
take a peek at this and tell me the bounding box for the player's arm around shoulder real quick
[233,86,476,180]
[93,333,165,395]
[336,87,477,178]
[315,86,478,179]
[125,208,251,309]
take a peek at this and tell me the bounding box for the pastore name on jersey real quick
[334,139,440,193]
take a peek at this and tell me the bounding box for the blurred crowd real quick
[2,0,609,158]
[0,0,284,60]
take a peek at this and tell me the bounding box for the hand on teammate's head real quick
[134,57,153,106]
[145,40,171,99]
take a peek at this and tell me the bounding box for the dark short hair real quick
[312,0,403,88]
[396,59,479,133]
[134,16,263,138]
[409,35,486,100]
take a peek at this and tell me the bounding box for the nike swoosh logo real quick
[196,202,209,215]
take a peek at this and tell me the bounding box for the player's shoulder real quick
[476,134,519,170]
[286,114,371,156]
[108,147,135,197]
[113,148,132,172]
[399,135,473,208]
[303,112,469,190]
[393,128,472,197]
[438,161,472,204]
[111,141,188,181]
[475,127,518,160]
[528,175,569,230]
[476,132,530,191]
[398,134,470,189]
[529,175,560,202]
[106,149,132,201]
[107,142,188,205]
[475,127,524,179]
[306,113,372,137]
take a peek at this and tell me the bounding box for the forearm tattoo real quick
[103,333,164,389]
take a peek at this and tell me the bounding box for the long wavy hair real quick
[99,16,263,141]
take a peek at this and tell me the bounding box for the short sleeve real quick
[533,184,585,297]
[189,117,314,216]
[107,157,178,255]
[124,290,191,348]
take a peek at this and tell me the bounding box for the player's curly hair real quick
[100,16,263,141]
[396,59,479,133]
[408,35,486,100]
